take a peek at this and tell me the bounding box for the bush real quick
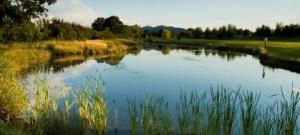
[0,58,28,119]
[0,21,41,42]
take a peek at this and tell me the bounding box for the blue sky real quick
[48,0,300,30]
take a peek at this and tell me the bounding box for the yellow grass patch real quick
[45,40,108,55]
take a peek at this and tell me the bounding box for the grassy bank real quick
[152,38,300,72]
[153,38,300,60]
[0,39,138,74]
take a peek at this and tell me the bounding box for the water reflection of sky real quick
[24,48,300,129]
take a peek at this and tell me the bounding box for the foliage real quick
[0,57,28,120]
[91,17,106,31]
[255,25,272,37]
[161,29,172,39]
[0,21,41,42]
[92,16,142,38]
[78,79,108,135]
[37,18,97,40]
[0,0,56,25]
[92,16,125,34]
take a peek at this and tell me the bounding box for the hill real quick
[142,25,186,34]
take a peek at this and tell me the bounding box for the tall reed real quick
[127,98,139,135]
[239,91,261,135]
[272,90,300,135]
[77,79,108,135]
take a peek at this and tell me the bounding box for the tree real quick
[211,28,218,38]
[243,29,251,37]
[161,29,172,39]
[204,27,212,39]
[255,25,272,37]
[193,27,204,38]
[217,26,227,38]
[103,16,124,34]
[274,22,284,36]
[0,0,57,25]
[225,24,237,38]
[131,25,142,38]
[92,17,106,31]
[184,28,194,38]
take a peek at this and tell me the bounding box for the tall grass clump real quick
[239,91,261,135]
[29,76,81,135]
[272,90,300,135]
[127,95,172,135]
[0,57,28,121]
[78,79,108,135]
[220,88,239,135]
[198,87,239,135]
[176,92,192,135]
[176,90,208,135]
[24,75,109,135]
[127,98,139,135]
[31,77,50,134]
[140,95,172,135]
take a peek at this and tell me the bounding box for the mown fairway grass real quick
[153,38,300,61]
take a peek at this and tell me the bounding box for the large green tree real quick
[0,0,57,25]
[102,16,124,34]
[91,17,106,31]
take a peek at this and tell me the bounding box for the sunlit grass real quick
[0,58,28,120]
[78,79,108,135]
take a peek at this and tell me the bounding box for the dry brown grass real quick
[1,47,51,74]
[44,40,107,55]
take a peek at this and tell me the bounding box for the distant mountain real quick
[142,25,186,34]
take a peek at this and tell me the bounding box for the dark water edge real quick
[150,42,300,74]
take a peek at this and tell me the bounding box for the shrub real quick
[0,21,41,42]
[0,58,28,120]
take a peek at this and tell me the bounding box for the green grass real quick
[1,74,300,135]
[0,120,29,135]
[153,38,300,61]
[127,87,300,135]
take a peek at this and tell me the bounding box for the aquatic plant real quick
[78,79,108,135]
[240,91,261,135]
[127,98,139,135]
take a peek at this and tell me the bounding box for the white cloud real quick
[48,0,98,26]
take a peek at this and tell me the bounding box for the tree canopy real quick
[0,0,57,25]
[91,17,106,31]
[92,16,124,34]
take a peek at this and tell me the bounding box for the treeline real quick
[91,16,142,39]
[0,17,142,42]
[255,23,300,37]
[145,23,300,40]
[179,24,252,39]
[0,19,97,42]
[0,0,142,42]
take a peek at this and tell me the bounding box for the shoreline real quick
[151,39,300,73]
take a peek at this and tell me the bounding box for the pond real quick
[22,44,300,131]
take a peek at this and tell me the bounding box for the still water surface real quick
[23,45,300,129]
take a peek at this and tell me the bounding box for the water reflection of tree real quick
[43,46,143,73]
[193,49,203,56]
[161,46,171,55]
